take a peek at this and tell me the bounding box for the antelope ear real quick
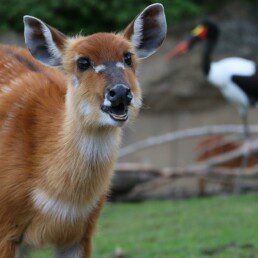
[123,3,167,59]
[23,15,66,67]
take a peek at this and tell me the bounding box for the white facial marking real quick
[94,64,106,73]
[116,62,125,70]
[32,189,97,222]
[103,97,112,107]
[71,75,79,88]
[79,100,92,116]
[78,132,118,162]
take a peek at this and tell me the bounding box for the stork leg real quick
[234,112,250,193]
[241,112,250,168]
[242,112,251,139]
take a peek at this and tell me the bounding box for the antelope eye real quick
[123,52,132,67]
[77,57,91,71]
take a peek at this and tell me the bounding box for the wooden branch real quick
[119,125,258,158]
[161,165,258,178]
[116,162,258,178]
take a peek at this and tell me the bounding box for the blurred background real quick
[3,0,258,257]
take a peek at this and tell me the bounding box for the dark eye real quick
[77,57,91,71]
[123,52,132,67]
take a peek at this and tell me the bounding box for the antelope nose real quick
[107,84,132,106]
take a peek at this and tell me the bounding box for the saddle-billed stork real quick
[166,20,258,139]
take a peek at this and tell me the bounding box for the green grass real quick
[33,193,258,258]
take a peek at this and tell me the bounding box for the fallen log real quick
[119,125,258,158]
[111,163,258,201]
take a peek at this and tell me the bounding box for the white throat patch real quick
[78,131,118,162]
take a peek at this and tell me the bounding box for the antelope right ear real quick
[123,3,167,59]
[23,15,66,67]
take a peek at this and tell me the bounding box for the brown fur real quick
[0,33,141,257]
[0,3,167,256]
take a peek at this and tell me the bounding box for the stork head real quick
[165,20,219,60]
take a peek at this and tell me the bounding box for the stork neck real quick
[202,39,217,76]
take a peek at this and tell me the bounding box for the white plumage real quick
[208,57,256,114]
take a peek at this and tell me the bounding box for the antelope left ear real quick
[23,15,66,67]
[123,3,167,59]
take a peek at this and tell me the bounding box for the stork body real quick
[167,21,258,137]
[209,58,256,114]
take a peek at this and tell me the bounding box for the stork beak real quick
[165,40,190,61]
[165,25,207,61]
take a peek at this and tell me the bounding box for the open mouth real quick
[101,103,128,122]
